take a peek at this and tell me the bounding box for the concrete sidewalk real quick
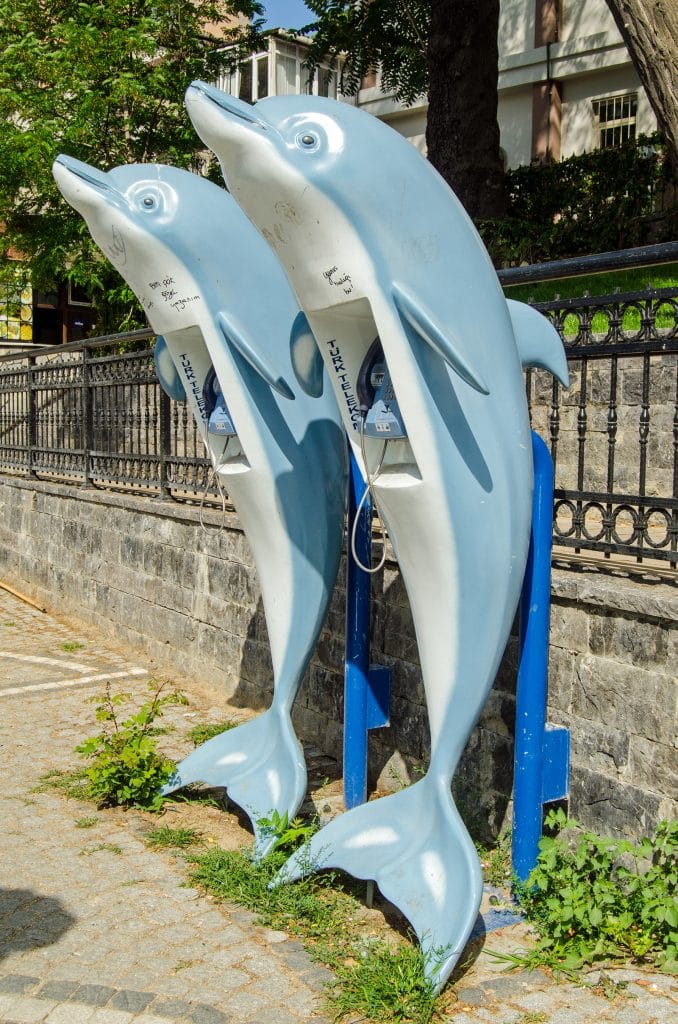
[0,589,676,1024]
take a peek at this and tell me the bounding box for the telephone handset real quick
[202,367,237,437]
[356,338,407,439]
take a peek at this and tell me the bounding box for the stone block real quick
[549,599,589,652]
[574,655,675,745]
[546,645,575,712]
[628,733,678,798]
[569,764,663,839]
[588,606,670,669]
[569,716,629,776]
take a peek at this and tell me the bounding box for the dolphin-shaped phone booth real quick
[52,156,347,857]
[184,83,569,991]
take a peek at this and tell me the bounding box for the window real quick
[592,93,637,149]
[216,52,269,104]
[0,270,32,343]
[216,36,337,104]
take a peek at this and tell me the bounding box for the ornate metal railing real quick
[0,244,676,570]
[521,286,677,567]
[0,331,218,502]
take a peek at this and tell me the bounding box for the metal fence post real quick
[157,388,172,499]
[80,346,93,487]
[27,354,37,478]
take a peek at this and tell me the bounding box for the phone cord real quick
[199,439,229,534]
[350,418,389,575]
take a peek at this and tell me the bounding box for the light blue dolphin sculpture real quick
[52,156,346,856]
[185,84,569,988]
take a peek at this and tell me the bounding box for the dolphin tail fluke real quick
[274,776,482,992]
[163,706,307,858]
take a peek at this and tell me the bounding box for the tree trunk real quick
[605,0,678,173]
[426,0,506,219]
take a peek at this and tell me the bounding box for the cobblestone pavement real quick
[1,589,677,1024]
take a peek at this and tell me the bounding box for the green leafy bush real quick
[515,809,677,974]
[76,680,186,811]
[480,135,677,266]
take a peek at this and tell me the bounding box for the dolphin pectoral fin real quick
[217,311,295,400]
[289,311,324,398]
[162,706,307,859]
[507,299,570,387]
[391,282,490,395]
[273,778,483,993]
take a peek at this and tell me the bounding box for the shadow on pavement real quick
[0,888,75,961]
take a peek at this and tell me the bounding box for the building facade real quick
[355,0,657,168]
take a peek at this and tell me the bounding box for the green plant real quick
[188,720,237,747]
[34,767,90,800]
[256,810,318,853]
[189,843,441,1022]
[511,810,677,974]
[74,816,99,828]
[75,680,186,812]
[61,641,84,652]
[477,827,512,887]
[80,842,123,856]
[145,826,203,849]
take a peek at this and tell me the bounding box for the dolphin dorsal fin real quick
[289,311,324,398]
[507,300,569,387]
[217,311,295,400]
[392,282,489,395]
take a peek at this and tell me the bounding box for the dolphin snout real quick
[53,155,124,206]
[186,81,272,133]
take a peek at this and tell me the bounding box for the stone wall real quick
[0,475,675,841]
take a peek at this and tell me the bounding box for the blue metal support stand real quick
[343,448,391,809]
[512,431,570,883]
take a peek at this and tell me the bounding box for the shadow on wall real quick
[0,888,75,961]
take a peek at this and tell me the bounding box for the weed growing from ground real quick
[190,840,442,1023]
[74,816,99,828]
[256,809,318,853]
[79,842,123,856]
[476,828,512,887]
[75,679,187,811]
[505,810,677,975]
[61,641,84,652]
[188,720,237,746]
[34,768,90,800]
[145,825,204,849]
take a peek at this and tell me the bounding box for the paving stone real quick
[183,1005,233,1024]
[0,976,41,995]
[108,990,155,1013]
[148,997,196,1019]
[36,980,81,1001]
[72,985,117,1007]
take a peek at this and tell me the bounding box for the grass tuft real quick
[145,825,203,849]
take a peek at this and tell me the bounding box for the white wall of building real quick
[561,67,657,158]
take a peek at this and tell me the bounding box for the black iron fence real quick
[1,244,676,571]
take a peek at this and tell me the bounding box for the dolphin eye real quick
[142,195,156,209]
[296,131,319,150]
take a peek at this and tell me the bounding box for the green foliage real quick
[328,943,437,1024]
[74,815,99,829]
[477,828,512,887]
[190,842,440,1022]
[75,680,187,811]
[300,1,428,105]
[60,641,84,652]
[256,809,318,852]
[0,0,263,329]
[145,825,204,849]
[189,719,237,747]
[481,136,677,266]
[513,810,678,975]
